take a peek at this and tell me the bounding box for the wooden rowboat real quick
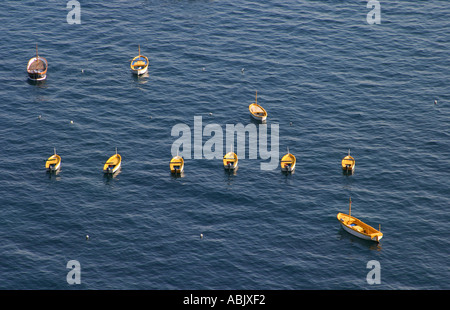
[45,148,61,172]
[280,148,296,172]
[130,45,149,75]
[27,44,48,81]
[249,91,267,122]
[341,149,355,172]
[337,198,383,242]
[223,145,238,170]
[170,154,184,173]
[103,148,121,174]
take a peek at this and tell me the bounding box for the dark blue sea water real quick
[0,0,449,290]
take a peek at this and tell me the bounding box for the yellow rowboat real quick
[130,45,149,75]
[341,149,355,172]
[103,148,121,174]
[337,198,383,242]
[223,145,238,170]
[27,44,48,81]
[45,148,61,172]
[170,155,184,173]
[249,91,267,122]
[280,148,296,172]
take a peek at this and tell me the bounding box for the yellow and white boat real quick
[341,149,355,172]
[45,148,61,172]
[130,45,149,75]
[337,198,383,242]
[249,91,267,122]
[280,148,296,172]
[103,148,121,174]
[170,154,184,174]
[223,146,238,170]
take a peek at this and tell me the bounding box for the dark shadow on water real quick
[224,166,238,175]
[249,115,266,125]
[170,171,185,179]
[223,166,238,187]
[103,168,121,184]
[46,169,61,181]
[27,78,48,88]
[342,169,354,176]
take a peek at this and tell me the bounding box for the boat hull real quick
[337,213,382,242]
[170,164,184,173]
[224,163,238,170]
[131,66,148,75]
